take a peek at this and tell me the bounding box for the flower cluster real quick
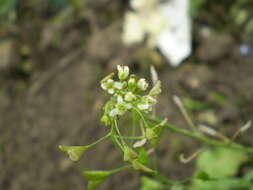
[101,65,161,125]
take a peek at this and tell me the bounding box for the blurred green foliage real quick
[0,0,16,16]
[190,148,252,190]
[140,177,164,190]
[183,97,210,111]
[190,0,207,17]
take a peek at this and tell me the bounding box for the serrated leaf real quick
[58,145,88,162]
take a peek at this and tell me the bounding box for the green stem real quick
[111,164,132,174]
[114,135,144,140]
[147,116,253,154]
[113,119,126,145]
[111,119,124,150]
[132,107,148,135]
[87,132,111,148]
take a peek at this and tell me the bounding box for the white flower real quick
[137,78,148,91]
[117,96,124,103]
[137,103,150,110]
[101,83,107,90]
[146,95,157,104]
[117,65,129,81]
[109,108,119,117]
[124,92,136,101]
[126,103,132,109]
[114,82,123,90]
[101,79,114,90]
[108,89,115,94]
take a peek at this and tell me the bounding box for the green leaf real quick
[150,118,167,147]
[190,0,206,17]
[0,0,16,16]
[58,145,88,162]
[190,177,250,190]
[83,170,115,190]
[83,166,130,190]
[209,91,228,105]
[196,148,248,178]
[87,179,104,190]
[196,171,217,182]
[171,184,184,190]
[140,176,164,190]
[137,147,149,165]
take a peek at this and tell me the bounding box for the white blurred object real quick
[122,0,192,66]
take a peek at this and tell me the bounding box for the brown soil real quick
[1,1,253,190]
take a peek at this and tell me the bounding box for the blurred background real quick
[1,0,253,189]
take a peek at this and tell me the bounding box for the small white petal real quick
[133,139,147,148]
[117,65,123,72]
[138,103,150,110]
[108,89,115,94]
[109,108,119,117]
[117,96,123,103]
[126,103,132,109]
[114,82,123,89]
[101,83,107,90]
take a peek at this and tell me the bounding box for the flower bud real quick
[101,114,111,126]
[116,103,128,116]
[149,80,161,97]
[128,75,137,91]
[137,78,148,91]
[117,65,129,81]
[101,79,114,90]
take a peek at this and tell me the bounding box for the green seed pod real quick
[145,128,157,140]
[59,145,88,162]
[132,159,155,174]
[123,145,138,162]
